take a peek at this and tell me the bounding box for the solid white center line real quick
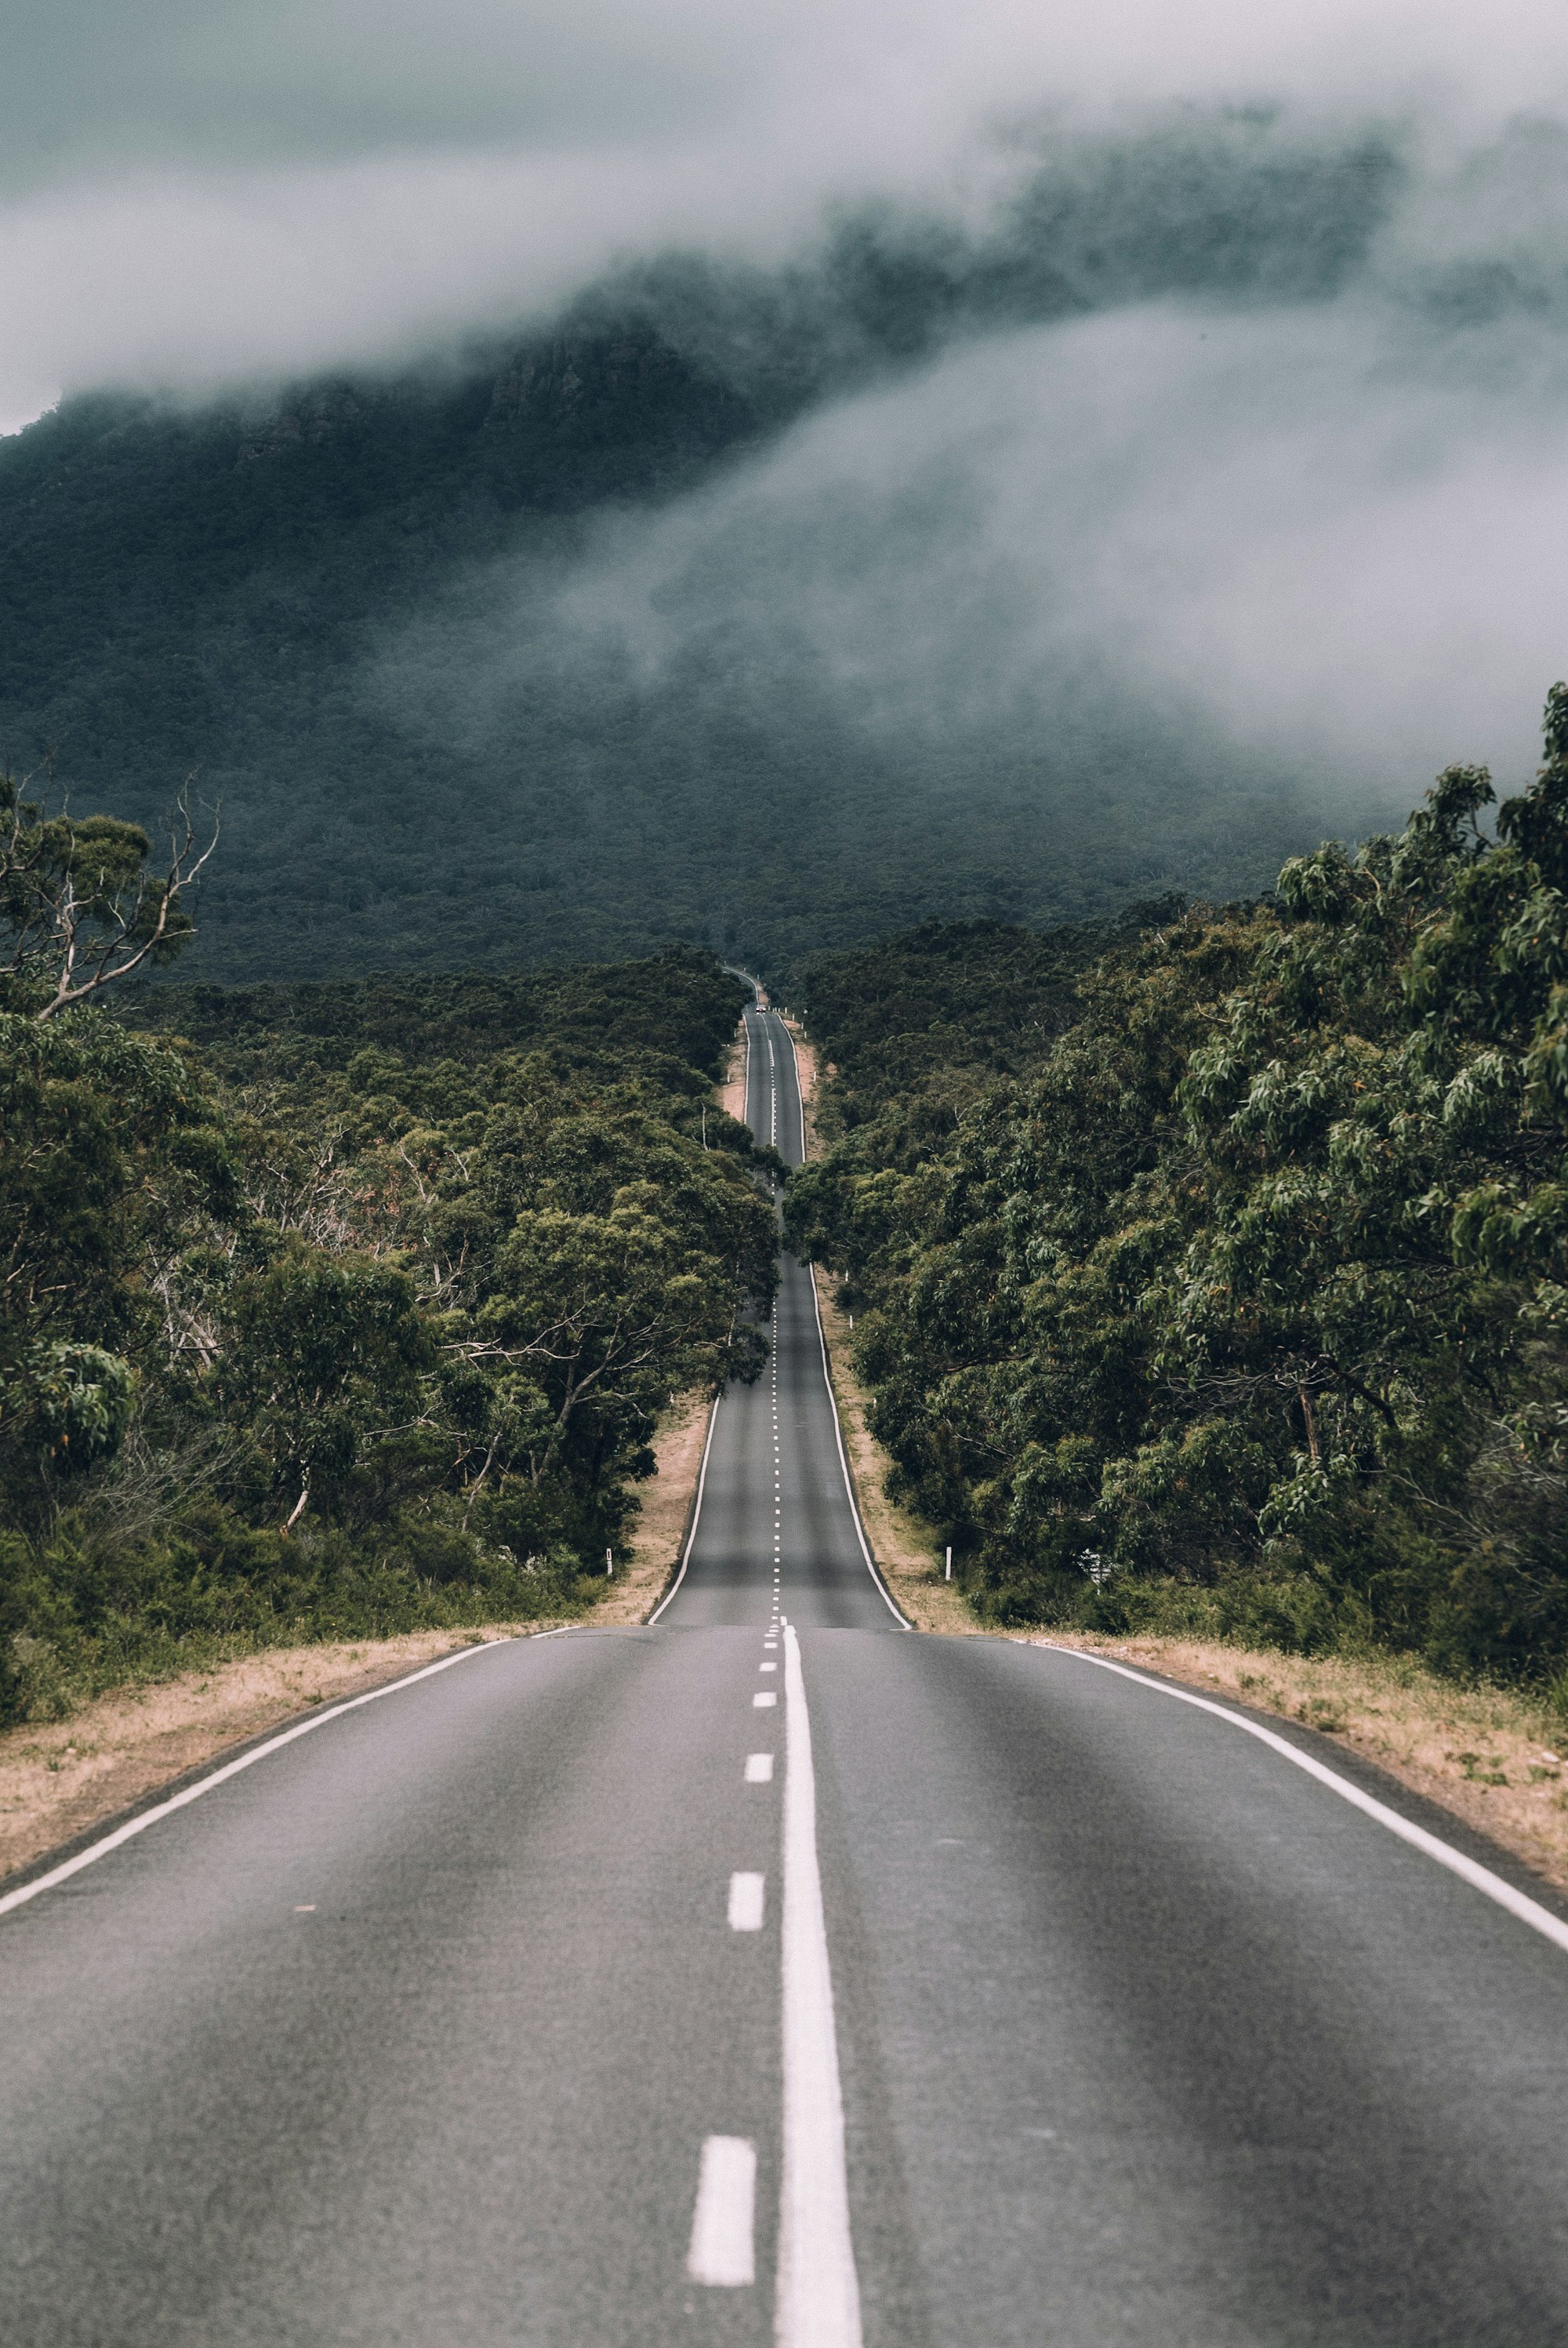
[778,1623,862,2347]
[754,1691,777,1708]
[687,2137,757,2288]
[728,1871,766,1931]
[746,1753,775,1782]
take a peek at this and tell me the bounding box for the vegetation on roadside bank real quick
[0,776,775,1722]
[787,687,1568,1693]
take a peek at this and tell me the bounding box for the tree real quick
[793,689,1568,1673]
[0,1008,228,1503]
[0,772,216,1018]
[217,1240,431,1531]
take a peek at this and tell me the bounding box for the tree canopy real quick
[788,689,1568,1684]
[0,894,771,1721]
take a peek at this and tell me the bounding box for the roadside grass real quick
[0,1392,715,1880]
[604,1388,713,1625]
[811,1268,979,1637]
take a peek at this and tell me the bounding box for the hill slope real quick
[0,118,1398,979]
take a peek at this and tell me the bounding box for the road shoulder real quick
[1029,1628,1568,1897]
[602,1387,713,1625]
[811,1268,978,1636]
[0,1627,541,1888]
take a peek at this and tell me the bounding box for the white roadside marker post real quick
[945,1547,953,1582]
[606,1549,613,1576]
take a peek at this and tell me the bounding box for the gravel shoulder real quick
[811,1267,979,1637]
[784,1009,980,1636]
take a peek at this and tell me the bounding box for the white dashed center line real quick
[687,2136,757,2288]
[728,1872,766,1932]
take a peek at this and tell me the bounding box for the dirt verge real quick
[720,1024,746,1124]
[1025,1629,1568,1895]
[0,1627,540,1886]
[782,1012,1568,1883]
[781,1005,975,1634]
[779,1015,816,1151]
[811,1270,979,1635]
[599,1388,713,1625]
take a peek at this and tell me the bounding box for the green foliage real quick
[788,692,1568,1684]
[0,921,770,1721]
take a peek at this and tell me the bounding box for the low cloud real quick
[10,0,1568,423]
[13,4,1568,942]
[379,116,1568,848]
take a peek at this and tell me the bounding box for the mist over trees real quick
[0,112,1417,982]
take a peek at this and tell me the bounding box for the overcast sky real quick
[8,0,1568,427]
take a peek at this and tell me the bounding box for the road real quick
[5,1001,1568,2343]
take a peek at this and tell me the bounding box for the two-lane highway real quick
[7,997,1568,2343]
[653,998,903,1635]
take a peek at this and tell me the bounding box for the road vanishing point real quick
[6,998,1568,2344]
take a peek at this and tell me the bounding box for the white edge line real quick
[771,1004,799,1165]
[778,1622,862,2346]
[806,1258,909,1628]
[0,1628,571,1921]
[647,1387,724,1623]
[1042,1645,1568,1958]
[774,1016,909,1630]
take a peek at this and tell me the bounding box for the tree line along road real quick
[3,998,1568,2343]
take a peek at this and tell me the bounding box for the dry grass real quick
[0,1627,540,1885]
[0,1380,720,1877]
[720,1026,746,1124]
[601,1389,713,1625]
[1028,1630,1568,1891]
[779,1016,818,1150]
[811,1268,980,1636]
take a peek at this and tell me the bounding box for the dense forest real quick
[0,775,774,1722]
[0,113,1401,981]
[788,688,1568,1688]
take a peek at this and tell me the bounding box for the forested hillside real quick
[0,114,1396,979]
[788,687,1568,1688]
[0,776,773,1721]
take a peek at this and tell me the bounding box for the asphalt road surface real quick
[6,1001,1568,2343]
